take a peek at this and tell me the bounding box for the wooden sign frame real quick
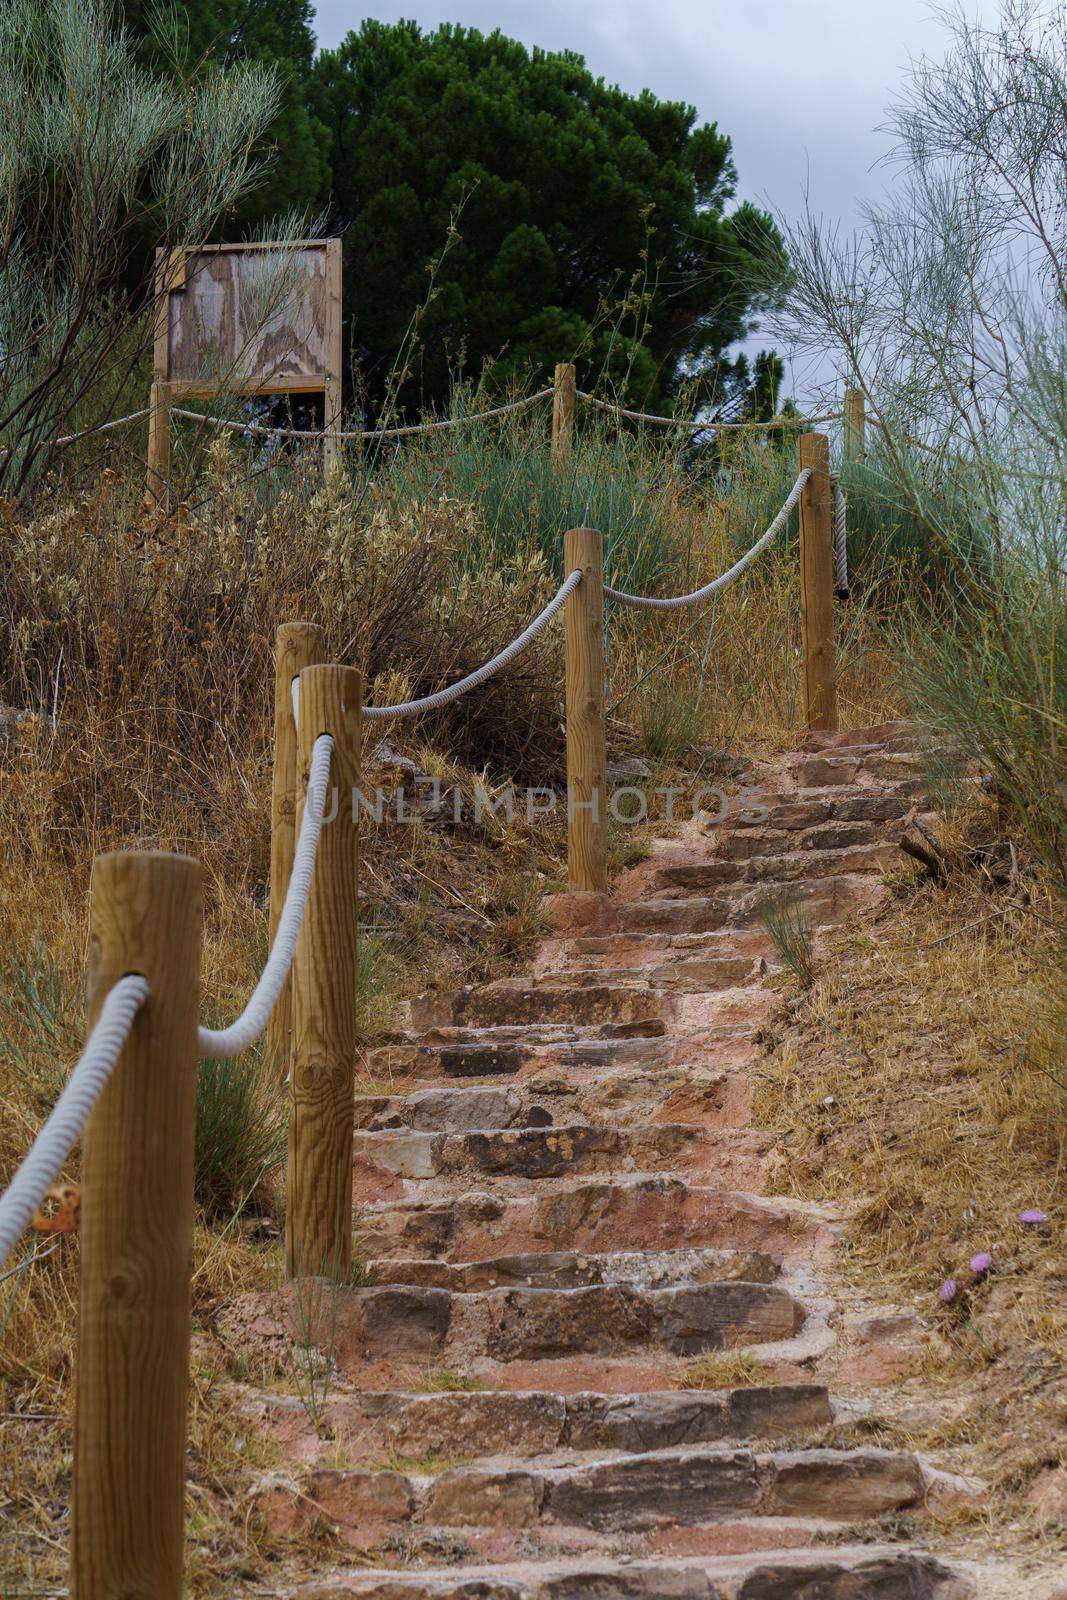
[148,238,343,502]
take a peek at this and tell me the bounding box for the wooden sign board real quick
[148,238,342,500]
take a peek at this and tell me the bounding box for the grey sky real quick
[311,1,1002,401]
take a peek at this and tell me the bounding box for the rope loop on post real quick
[0,975,149,1262]
[604,470,810,611]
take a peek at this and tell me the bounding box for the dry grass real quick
[676,1351,766,1390]
[753,809,1066,1536]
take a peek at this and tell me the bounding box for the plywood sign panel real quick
[159,241,339,396]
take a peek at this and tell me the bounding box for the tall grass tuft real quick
[759,887,817,990]
[194,1045,286,1220]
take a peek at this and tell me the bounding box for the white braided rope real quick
[832,474,850,598]
[362,569,583,719]
[198,733,333,1058]
[605,470,810,611]
[577,392,841,433]
[171,388,553,444]
[0,408,151,457]
[0,975,149,1263]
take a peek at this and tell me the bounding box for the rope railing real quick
[198,733,333,1058]
[0,975,149,1262]
[0,407,152,458]
[360,569,583,719]
[604,469,810,611]
[576,391,841,433]
[0,737,334,1254]
[171,387,553,444]
[831,473,850,599]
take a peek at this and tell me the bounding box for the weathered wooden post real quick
[798,433,838,732]
[287,664,361,1281]
[843,385,866,462]
[563,528,608,893]
[145,379,172,510]
[269,621,326,1074]
[72,850,202,1600]
[552,362,576,463]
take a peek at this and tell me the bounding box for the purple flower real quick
[970,1252,994,1276]
[1019,1210,1048,1226]
[938,1278,958,1303]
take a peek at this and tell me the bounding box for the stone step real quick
[355,1176,834,1264]
[366,1027,673,1081]
[714,818,887,861]
[540,954,764,992]
[256,1445,924,1541]
[649,842,899,895]
[234,1279,805,1369]
[537,927,774,975]
[408,982,670,1032]
[755,785,914,833]
[250,1383,833,1460]
[363,1246,781,1292]
[786,749,927,790]
[354,1069,740,1137]
[279,1548,973,1599]
[615,873,887,935]
[352,1122,702,1183]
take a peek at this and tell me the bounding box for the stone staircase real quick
[225,723,976,1599]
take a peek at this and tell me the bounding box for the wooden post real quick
[287,664,361,1281]
[269,622,326,1074]
[146,379,172,510]
[843,385,866,462]
[564,528,608,893]
[798,433,838,733]
[551,362,576,463]
[72,851,202,1600]
[323,238,343,476]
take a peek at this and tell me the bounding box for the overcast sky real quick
[311,1,1002,401]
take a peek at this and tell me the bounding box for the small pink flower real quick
[970,1252,993,1276]
[938,1278,957,1303]
[1019,1210,1048,1226]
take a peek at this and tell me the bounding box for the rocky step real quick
[408,982,671,1032]
[256,1445,925,1541]
[352,1122,704,1184]
[785,748,928,789]
[538,954,765,993]
[250,1382,833,1461]
[231,1279,805,1369]
[365,1026,674,1081]
[714,818,893,861]
[277,1547,973,1599]
[355,1176,834,1263]
[535,927,774,975]
[363,1247,781,1293]
[615,873,887,935]
[649,842,900,896]
[353,1069,741,1137]
[740,784,916,834]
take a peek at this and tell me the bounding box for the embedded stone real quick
[352,1287,452,1359]
[760,1449,924,1518]
[543,1448,761,1531]
[655,1283,804,1353]
[424,1467,544,1528]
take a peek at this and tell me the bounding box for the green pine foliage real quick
[310,21,788,414]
